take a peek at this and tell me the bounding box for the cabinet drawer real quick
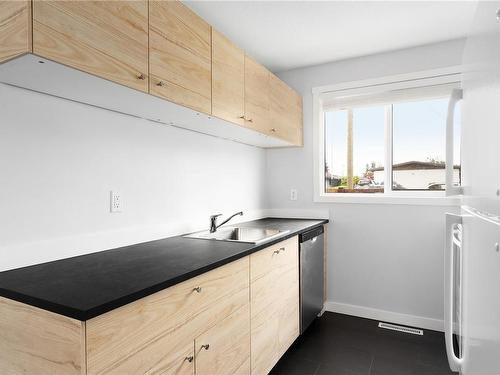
[195,304,250,375]
[250,236,298,282]
[86,257,249,375]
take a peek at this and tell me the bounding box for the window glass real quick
[392,98,448,190]
[324,106,385,193]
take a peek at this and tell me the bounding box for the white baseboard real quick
[324,301,444,332]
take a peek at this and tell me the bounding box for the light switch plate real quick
[290,189,298,201]
[110,191,122,213]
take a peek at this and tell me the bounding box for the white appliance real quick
[444,2,500,374]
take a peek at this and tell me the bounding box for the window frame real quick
[312,67,463,205]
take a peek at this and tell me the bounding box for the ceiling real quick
[185,1,477,73]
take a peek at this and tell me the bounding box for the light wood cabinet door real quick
[250,237,300,375]
[33,1,149,92]
[244,55,270,134]
[195,304,250,375]
[0,0,31,63]
[149,0,211,114]
[212,29,245,126]
[269,74,303,146]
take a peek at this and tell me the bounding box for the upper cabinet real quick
[0,0,303,147]
[244,55,270,135]
[269,74,303,146]
[149,1,211,114]
[211,29,245,126]
[0,0,32,63]
[33,1,149,92]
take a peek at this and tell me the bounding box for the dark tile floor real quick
[270,312,458,375]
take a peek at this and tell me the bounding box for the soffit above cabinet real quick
[0,54,291,148]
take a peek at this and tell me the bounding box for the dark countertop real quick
[0,218,328,321]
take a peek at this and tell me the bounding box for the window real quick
[314,69,462,200]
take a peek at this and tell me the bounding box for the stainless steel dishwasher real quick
[299,225,325,333]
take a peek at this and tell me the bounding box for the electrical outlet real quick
[290,189,298,201]
[110,191,122,213]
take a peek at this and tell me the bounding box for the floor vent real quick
[378,322,424,336]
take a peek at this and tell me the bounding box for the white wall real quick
[0,84,267,271]
[267,39,465,330]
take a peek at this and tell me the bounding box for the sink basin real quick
[184,227,289,244]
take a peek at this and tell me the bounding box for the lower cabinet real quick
[0,236,301,375]
[86,257,250,375]
[250,237,300,374]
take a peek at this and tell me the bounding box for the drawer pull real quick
[185,356,194,363]
[270,128,277,133]
[201,344,210,350]
[273,247,286,255]
[156,81,164,87]
[137,73,146,80]
[193,287,202,293]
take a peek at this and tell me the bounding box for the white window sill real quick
[314,193,461,206]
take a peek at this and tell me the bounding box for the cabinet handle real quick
[185,356,194,363]
[193,287,202,293]
[273,247,286,255]
[201,344,210,350]
[238,116,254,123]
[270,128,276,133]
[137,73,146,80]
[156,81,164,87]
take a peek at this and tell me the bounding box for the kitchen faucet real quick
[210,211,243,233]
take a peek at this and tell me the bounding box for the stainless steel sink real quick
[183,227,289,244]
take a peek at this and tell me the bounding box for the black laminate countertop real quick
[0,218,328,321]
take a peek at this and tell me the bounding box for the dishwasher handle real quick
[300,226,324,243]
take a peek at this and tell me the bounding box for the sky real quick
[324,97,461,178]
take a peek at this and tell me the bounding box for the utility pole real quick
[347,109,354,190]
